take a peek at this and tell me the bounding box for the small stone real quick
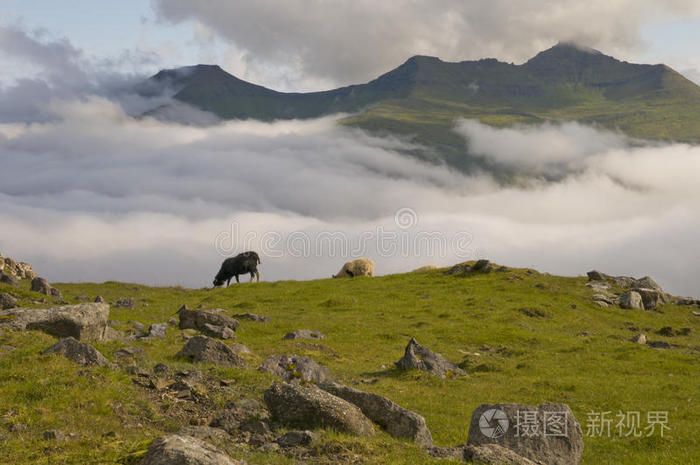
[147,323,168,339]
[115,298,136,308]
[275,430,318,447]
[10,423,27,432]
[43,429,65,440]
[631,334,646,345]
[283,329,325,340]
[94,296,105,303]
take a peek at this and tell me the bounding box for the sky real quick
[0,1,699,296]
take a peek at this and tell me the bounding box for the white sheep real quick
[332,258,375,278]
[411,264,438,272]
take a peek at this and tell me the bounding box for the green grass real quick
[1,265,699,464]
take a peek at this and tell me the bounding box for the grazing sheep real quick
[213,251,261,287]
[412,264,438,272]
[333,258,375,278]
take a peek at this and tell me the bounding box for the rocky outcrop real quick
[395,338,466,378]
[0,303,110,341]
[0,272,20,287]
[445,259,494,275]
[176,336,245,367]
[275,430,318,447]
[264,382,374,436]
[259,354,333,384]
[139,435,241,465]
[319,381,433,446]
[178,307,239,336]
[283,329,325,340]
[467,402,583,465]
[44,337,111,367]
[0,255,37,280]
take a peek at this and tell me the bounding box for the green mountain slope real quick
[140,43,700,169]
[1,264,699,463]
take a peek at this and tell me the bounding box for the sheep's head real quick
[213,277,225,287]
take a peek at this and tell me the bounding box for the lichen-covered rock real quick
[0,303,110,341]
[467,402,583,465]
[44,337,111,367]
[619,291,643,310]
[0,272,20,287]
[178,307,239,333]
[259,354,333,384]
[395,338,466,378]
[176,336,245,367]
[0,292,17,310]
[319,381,432,446]
[283,329,325,340]
[139,434,241,465]
[264,382,374,436]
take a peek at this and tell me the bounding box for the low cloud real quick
[1,96,699,296]
[153,0,700,90]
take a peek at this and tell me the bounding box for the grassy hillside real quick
[1,265,698,464]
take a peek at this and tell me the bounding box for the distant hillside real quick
[138,43,700,170]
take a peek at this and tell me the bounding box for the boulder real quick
[283,329,325,340]
[275,430,318,447]
[178,307,239,333]
[0,292,17,310]
[633,288,664,310]
[467,402,583,465]
[146,323,168,339]
[0,272,20,287]
[94,296,105,303]
[115,298,136,308]
[619,291,643,310]
[472,259,494,273]
[259,354,333,384]
[676,298,700,306]
[31,277,53,295]
[444,263,471,275]
[200,323,235,340]
[210,399,268,434]
[0,303,110,341]
[631,334,647,345]
[264,382,374,436]
[465,444,538,465]
[176,336,245,367]
[395,337,466,378]
[586,270,609,281]
[319,381,433,446]
[139,435,241,465]
[233,313,270,322]
[44,337,111,367]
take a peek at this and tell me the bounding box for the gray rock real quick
[147,323,168,339]
[264,382,374,436]
[0,303,110,341]
[649,340,671,349]
[94,296,105,303]
[43,429,65,440]
[631,334,647,345]
[259,354,333,384]
[394,337,466,378]
[465,444,538,465]
[233,313,270,322]
[230,343,252,354]
[467,402,583,465]
[176,336,245,367]
[210,399,268,434]
[138,435,241,465]
[44,337,111,367]
[201,323,235,339]
[633,288,665,310]
[444,263,471,275]
[319,381,433,446]
[0,272,20,287]
[619,291,644,310]
[591,294,614,305]
[114,346,145,359]
[49,287,63,300]
[168,318,177,326]
[283,329,325,340]
[586,270,609,281]
[177,426,230,443]
[425,445,467,460]
[472,259,494,273]
[115,298,136,308]
[30,277,53,295]
[634,276,662,291]
[75,295,88,302]
[178,307,239,333]
[0,292,17,310]
[275,430,318,447]
[676,297,700,306]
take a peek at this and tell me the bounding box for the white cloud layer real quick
[153,0,700,89]
[1,97,699,297]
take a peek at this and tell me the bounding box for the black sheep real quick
[213,251,261,287]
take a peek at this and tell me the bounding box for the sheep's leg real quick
[226,278,231,287]
[249,272,254,283]
[255,270,260,282]
[234,275,240,283]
